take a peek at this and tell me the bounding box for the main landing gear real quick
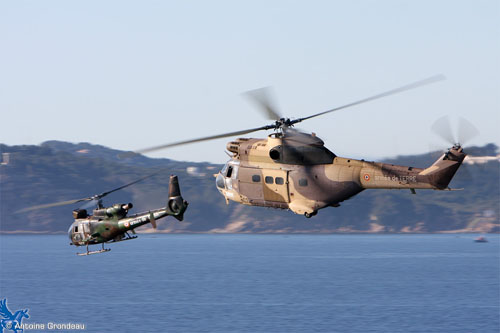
[77,242,111,256]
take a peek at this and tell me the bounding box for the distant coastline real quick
[1,141,499,234]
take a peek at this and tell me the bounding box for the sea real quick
[0,234,498,333]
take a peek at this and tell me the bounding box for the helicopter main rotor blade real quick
[133,125,274,155]
[79,198,100,210]
[15,197,93,213]
[244,87,282,121]
[292,74,446,125]
[97,172,160,198]
[132,75,445,156]
[15,172,160,214]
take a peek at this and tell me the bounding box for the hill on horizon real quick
[0,141,498,234]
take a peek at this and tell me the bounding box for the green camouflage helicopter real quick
[17,174,188,255]
[132,75,476,218]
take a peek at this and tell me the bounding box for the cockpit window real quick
[216,174,225,189]
[221,163,228,175]
[74,226,78,233]
[226,166,233,178]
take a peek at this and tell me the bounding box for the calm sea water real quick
[0,234,498,333]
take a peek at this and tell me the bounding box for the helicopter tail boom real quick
[358,145,466,191]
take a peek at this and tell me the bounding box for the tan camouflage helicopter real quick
[134,75,476,218]
[17,174,188,255]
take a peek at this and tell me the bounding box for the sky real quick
[0,0,498,164]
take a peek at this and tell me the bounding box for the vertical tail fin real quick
[166,175,188,221]
[419,145,466,189]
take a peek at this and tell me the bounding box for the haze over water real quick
[1,234,498,332]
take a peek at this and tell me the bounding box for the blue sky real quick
[1,0,498,163]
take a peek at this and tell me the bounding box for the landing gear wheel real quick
[304,211,317,218]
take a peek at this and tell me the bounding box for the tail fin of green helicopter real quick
[166,175,188,221]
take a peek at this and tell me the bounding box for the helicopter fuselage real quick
[67,175,188,252]
[68,207,173,246]
[68,208,169,246]
[215,134,465,217]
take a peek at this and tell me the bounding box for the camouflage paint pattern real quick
[68,175,188,247]
[217,134,466,217]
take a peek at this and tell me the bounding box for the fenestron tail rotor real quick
[131,75,445,155]
[15,172,160,213]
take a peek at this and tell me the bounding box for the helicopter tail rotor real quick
[427,116,480,187]
[166,175,188,221]
[431,116,479,148]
